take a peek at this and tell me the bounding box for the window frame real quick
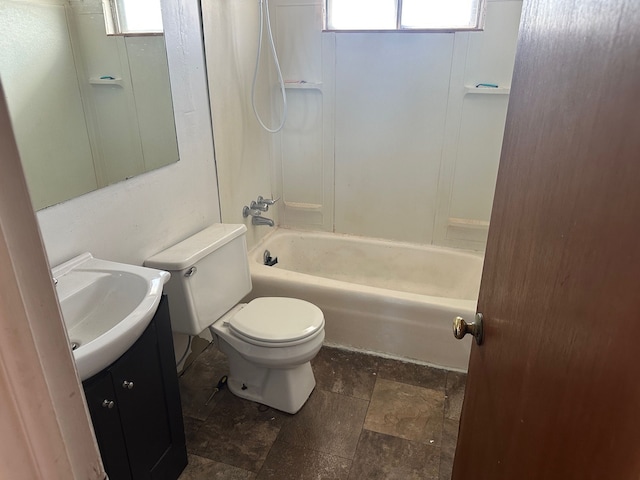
[323,0,488,33]
[101,0,164,37]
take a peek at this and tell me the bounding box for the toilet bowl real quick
[211,298,324,412]
[145,224,325,413]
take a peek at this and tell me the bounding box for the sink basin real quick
[52,253,170,381]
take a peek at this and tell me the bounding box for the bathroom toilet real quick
[145,224,324,414]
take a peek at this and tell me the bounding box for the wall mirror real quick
[0,0,179,210]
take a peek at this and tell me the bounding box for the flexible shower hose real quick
[251,0,288,133]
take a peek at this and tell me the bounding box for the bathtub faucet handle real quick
[242,205,262,217]
[250,200,268,212]
[257,195,279,207]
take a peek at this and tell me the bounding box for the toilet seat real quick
[228,297,324,346]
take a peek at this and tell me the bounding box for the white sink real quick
[52,253,170,381]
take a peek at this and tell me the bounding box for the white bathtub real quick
[245,228,483,371]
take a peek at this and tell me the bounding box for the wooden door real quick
[453,0,640,478]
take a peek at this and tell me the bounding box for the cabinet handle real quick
[102,400,115,409]
[122,380,134,390]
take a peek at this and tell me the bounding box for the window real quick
[325,0,486,31]
[102,0,164,36]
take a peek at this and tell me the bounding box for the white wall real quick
[201,0,280,250]
[36,0,220,268]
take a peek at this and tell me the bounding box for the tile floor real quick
[178,344,466,480]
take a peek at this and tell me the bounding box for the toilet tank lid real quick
[144,224,247,270]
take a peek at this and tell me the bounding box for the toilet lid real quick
[229,297,324,344]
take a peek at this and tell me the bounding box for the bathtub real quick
[245,228,483,371]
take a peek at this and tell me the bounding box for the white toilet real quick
[145,224,324,414]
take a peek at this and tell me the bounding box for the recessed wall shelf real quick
[283,201,323,212]
[446,217,490,243]
[284,81,323,91]
[89,77,123,87]
[464,85,510,95]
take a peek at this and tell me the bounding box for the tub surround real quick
[201,0,522,252]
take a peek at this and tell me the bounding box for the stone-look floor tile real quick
[348,430,440,480]
[277,389,369,459]
[190,392,288,472]
[439,418,460,480]
[439,456,454,480]
[179,454,256,479]
[183,415,204,452]
[179,344,230,421]
[364,378,445,445]
[311,346,379,400]
[179,343,465,479]
[376,357,447,391]
[256,437,352,480]
[444,371,467,421]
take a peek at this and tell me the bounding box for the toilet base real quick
[217,338,316,414]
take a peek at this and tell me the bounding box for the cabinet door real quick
[111,320,173,479]
[149,296,188,480]
[83,371,133,480]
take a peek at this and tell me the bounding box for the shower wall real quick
[204,0,522,251]
[202,0,281,249]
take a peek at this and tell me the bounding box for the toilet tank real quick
[145,224,252,336]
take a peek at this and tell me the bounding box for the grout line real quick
[347,428,367,478]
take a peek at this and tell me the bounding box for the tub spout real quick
[242,205,275,227]
[252,216,274,227]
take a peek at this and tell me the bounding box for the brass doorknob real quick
[453,313,484,345]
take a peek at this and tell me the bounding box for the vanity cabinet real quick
[83,296,187,479]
